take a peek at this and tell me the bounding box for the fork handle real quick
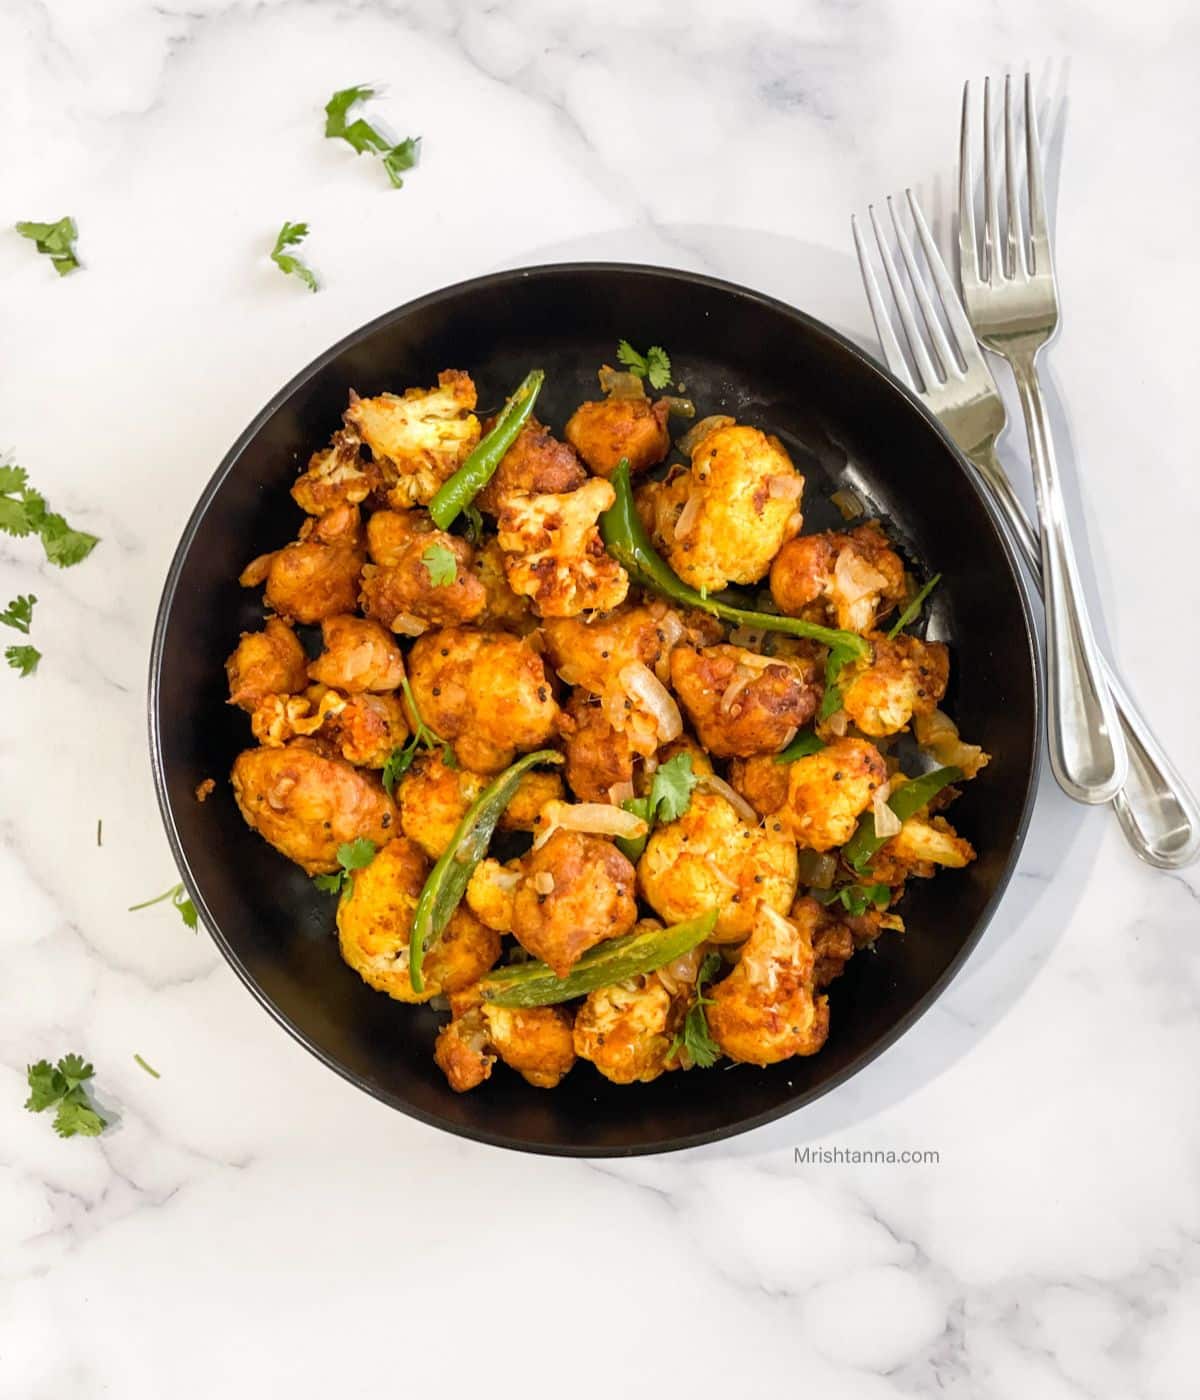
[973,440,1199,866]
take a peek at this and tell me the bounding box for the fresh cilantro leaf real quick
[312,838,377,899]
[0,497,35,537]
[6,644,40,677]
[0,465,29,494]
[396,675,455,775]
[887,573,941,640]
[15,217,80,276]
[39,515,99,567]
[0,466,98,565]
[324,85,420,188]
[648,752,698,823]
[421,542,458,586]
[54,1096,106,1138]
[381,744,414,795]
[818,641,859,722]
[25,1059,67,1112]
[133,1053,161,1079]
[616,340,671,389]
[775,729,826,764]
[670,950,723,1069]
[25,1054,108,1137]
[270,221,318,293]
[129,881,197,931]
[0,594,35,633]
[813,882,891,917]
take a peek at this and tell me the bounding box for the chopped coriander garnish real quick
[0,594,36,633]
[269,221,318,292]
[818,640,860,723]
[616,340,671,390]
[775,728,826,764]
[381,677,458,793]
[324,84,421,189]
[129,882,198,931]
[312,838,377,899]
[421,542,457,586]
[25,1054,107,1137]
[0,464,99,567]
[669,950,722,1069]
[15,217,80,276]
[5,645,40,678]
[813,882,891,917]
[617,751,699,861]
[133,1054,161,1079]
[887,574,941,640]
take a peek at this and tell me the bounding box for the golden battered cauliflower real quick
[359,527,486,632]
[407,627,560,773]
[465,857,519,932]
[564,393,671,477]
[707,898,830,1066]
[476,419,586,514]
[307,614,406,693]
[336,838,500,1003]
[226,617,309,712]
[727,754,791,818]
[639,424,804,593]
[250,687,408,768]
[344,370,480,508]
[869,813,976,885]
[573,951,690,1085]
[434,1002,575,1091]
[669,644,821,758]
[556,691,636,803]
[291,425,380,516]
[230,742,397,875]
[770,521,907,634]
[474,536,535,632]
[840,632,949,737]
[637,791,798,943]
[240,504,366,625]
[542,603,700,694]
[496,478,629,617]
[775,737,887,852]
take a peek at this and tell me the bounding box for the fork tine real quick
[887,195,956,379]
[851,214,917,392]
[905,188,982,371]
[1024,72,1052,274]
[958,81,981,288]
[868,203,940,392]
[1003,75,1028,278]
[982,77,1003,283]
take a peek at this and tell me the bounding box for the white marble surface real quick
[2,1,1199,1395]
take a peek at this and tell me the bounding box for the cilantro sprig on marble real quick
[324,85,420,188]
[15,217,80,276]
[129,882,198,930]
[25,1054,107,1138]
[0,464,99,567]
[270,221,319,292]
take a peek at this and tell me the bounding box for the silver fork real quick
[959,73,1125,805]
[853,191,1200,868]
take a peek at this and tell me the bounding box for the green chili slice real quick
[478,909,718,1008]
[842,765,963,873]
[409,748,563,993]
[428,368,544,529]
[887,573,941,641]
[599,460,870,658]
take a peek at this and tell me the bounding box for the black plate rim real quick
[148,260,1042,1158]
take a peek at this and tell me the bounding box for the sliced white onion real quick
[696,773,759,825]
[491,868,523,893]
[728,624,767,649]
[833,548,888,606]
[720,668,754,715]
[661,395,696,418]
[532,800,648,850]
[390,612,428,637]
[619,662,682,742]
[831,488,865,521]
[607,780,636,805]
[872,782,902,839]
[673,488,704,540]
[532,871,556,895]
[555,662,584,687]
[824,708,850,737]
[758,904,797,939]
[767,473,804,501]
[914,708,990,778]
[678,414,735,457]
[598,366,647,400]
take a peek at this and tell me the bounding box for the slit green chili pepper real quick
[887,573,941,641]
[598,460,870,658]
[478,909,718,1008]
[409,748,563,993]
[428,368,545,529]
[842,764,963,873]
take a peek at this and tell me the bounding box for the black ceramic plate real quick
[149,263,1039,1156]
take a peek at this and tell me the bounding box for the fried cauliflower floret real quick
[365,508,426,567]
[407,628,560,773]
[481,1004,576,1088]
[556,691,636,803]
[240,504,366,625]
[398,750,564,860]
[496,478,629,618]
[250,688,408,768]
[870,813,976,885]
[290,425,380,516]
[510,830,638,976]
[476,419,586,514]
[359,526,487,632]
[465,857,519,932]
[708,899,830,1066]
[336,838,500,1003]
[775,737,888,852]
[770,522,907,634]
[542,604,673,692]
[669,644,821,758]
[840,632,950,737]
[727,754,791,818]
[638,792,798,943]
[230,743,396,875]
[807,900,894,988]
[307,614,406,693]
[563,394,671,477]
[641,425,804,593]
[344,370,480,508]
[475,536,534,632]
[435,1002,575,1091]
[226,618,308,711]
[573,968,684,1085]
